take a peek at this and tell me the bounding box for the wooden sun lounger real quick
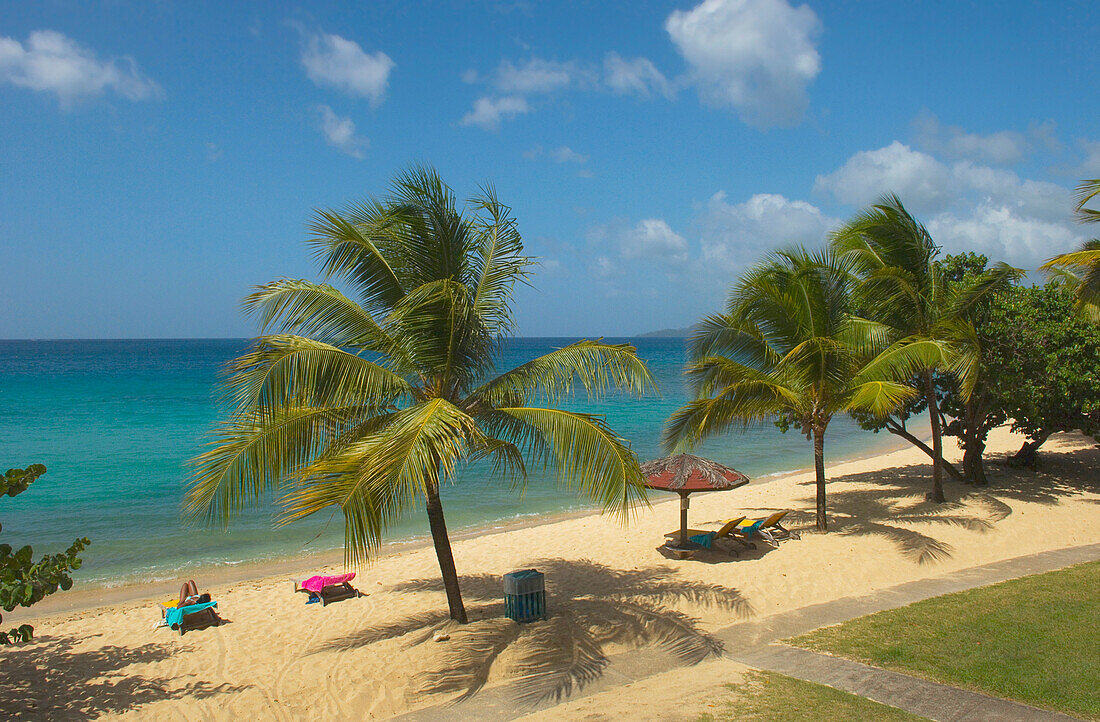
[159,580,223,636]
[294,574,362,606]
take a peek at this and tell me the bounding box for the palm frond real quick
[493,407,649,521]
[307,204,406,313]
[242,278,397,351]
[470,340,657,407]
[226,335,411,412]
[279,398,484,565]
[185,405,355,524]
[1074,179,1100,224]
[467,184,535,336]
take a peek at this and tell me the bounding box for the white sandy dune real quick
[2,426,1097,720]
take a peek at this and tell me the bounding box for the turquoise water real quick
[0,338,908,585]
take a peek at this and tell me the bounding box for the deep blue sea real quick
[0,338,908,585]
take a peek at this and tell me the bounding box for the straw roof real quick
[640,453,750,492]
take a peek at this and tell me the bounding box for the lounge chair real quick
[735,510,800,542]
[294,573,361,606]
[664,516,747,557]
[158,580,222,636]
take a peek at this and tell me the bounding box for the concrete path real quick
[735,644,1078,722]
[395,543,1100,721]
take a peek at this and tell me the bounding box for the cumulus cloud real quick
[698,192,839,271]
[460,95,530,131]
[913,111,1035,166]
[0,30,162,107]
[620,219,689,262]
[814,141,955,213]
[665,0,822,127]
[1073,139,1100,176]
[550,146,588,164]
[315,105,368,158]
[816,140,1083,266]
[300,31,394,105]
[495,58,586,94]
[603,52,674,99]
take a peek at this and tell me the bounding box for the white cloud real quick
[460,68,479,84]
[698,192,839,271]
[495,58,584,94]
[665,0,822,127]
[814,141,956,213]
[460,95,530,131]
[603,52,674,99]
[0,30,161,107]
[300,31,394,105]
[204,142,222,163]
[315,105,368,158]
[1074,139,1100,176]
[620,219,689,262]
[913,112,1032,166]
[928,203,1080,266]
[816,140,1084,266]
[550,146,588,164]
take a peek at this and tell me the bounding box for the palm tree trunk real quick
[425,482,468,623]
[884,419,963,480]
[923,371,946,503]
[961,397,987,485]
[813,425,827,532]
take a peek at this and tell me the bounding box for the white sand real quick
[2,426,1097,720]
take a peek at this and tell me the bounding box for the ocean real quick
[0,338,909,585]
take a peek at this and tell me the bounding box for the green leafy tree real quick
[982,284,1100,466]
[1,465,89,644]
[187,167,655,623]
[1041,179,1100,319]
[832,195,1019,501]
[663,248,920,532]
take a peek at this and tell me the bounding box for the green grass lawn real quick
[790,560,1100,720]
[698,671,927,721]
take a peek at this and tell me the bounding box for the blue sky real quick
[2,0,1098,338]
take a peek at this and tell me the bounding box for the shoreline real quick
[5,426,1096,719]
[14,428,918,622]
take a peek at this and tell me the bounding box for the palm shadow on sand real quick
[315,558,753,708]
[788,437,1098,564]
[0,633,248,719]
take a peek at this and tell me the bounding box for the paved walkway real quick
[396,543,1100,721]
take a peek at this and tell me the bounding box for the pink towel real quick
[299,573,355,593]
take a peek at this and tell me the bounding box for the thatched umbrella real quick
[641,453,750,550]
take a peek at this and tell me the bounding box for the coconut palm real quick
[663,248,919,532]
[831,194,1019,502]
[186,167,655,623]
[1040,180,1100,319]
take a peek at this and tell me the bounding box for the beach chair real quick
[728,518,770,549]
[735,510,800,542]
[157,580,222,636]
[294,573,360,606]
[664,516,747,557]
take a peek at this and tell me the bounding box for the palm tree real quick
[186,167,655,623]
[831,194,1018,502]
[1040,179,1100,319]
[663,248,917,532]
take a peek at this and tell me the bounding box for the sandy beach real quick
[3,426,1097,720]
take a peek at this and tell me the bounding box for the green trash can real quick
[503,569,546,622]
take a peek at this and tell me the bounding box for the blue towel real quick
[741,519,766,539]
[689,532,715,548]
[165,601,217,628]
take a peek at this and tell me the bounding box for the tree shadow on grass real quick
[0,633,249,719]
[315,558,753,708]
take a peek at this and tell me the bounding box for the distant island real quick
[639,327,694,338]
